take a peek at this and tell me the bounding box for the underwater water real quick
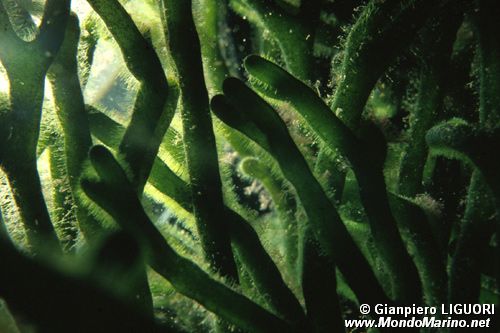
[0,0,498,332]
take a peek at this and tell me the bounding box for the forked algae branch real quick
[0,0,498,332]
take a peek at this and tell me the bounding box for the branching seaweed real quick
[0,0,498,332]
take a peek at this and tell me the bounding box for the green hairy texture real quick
[81,145,293,332]
[211,79,387,305]
[0,0,498,332]
[240,157,299,274]
[229,0,319,81]
[159,0,238,280]
[329,0,440,130]
[87,0,170,192]
[0,0,70,253]
[48,13,103,241]
[244,56,421,304]
[397,1,464,197]
[427,118,500,202]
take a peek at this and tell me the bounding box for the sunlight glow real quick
[0,65,9,93]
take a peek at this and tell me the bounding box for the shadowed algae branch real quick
[0,0,498,332]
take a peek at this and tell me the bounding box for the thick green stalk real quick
[192,0,294,231]
[241,158,299,274]
[389,194,447,307]
[226,210,307,329]
[446,1,500,308]
[49,14,155,315]
[0,237,175,333]
[79,16,99,88]
[476,0,500,292]
[192,0,288,214]
[89,231,153,316]
[147,160,193,212]
[355,162,422,304]
[426,158,467,256]
[86,104,303,325]
[300,229,344,333]
[244,56,362,167]
[245,58,421,303]
[48,14,93,178]
[48,14,103,240]
[398,4,463,197]
[81,146,294,333]
[212,79,388,306]
[192,0,230,94]
[0,74,60,253]
[448,172,496,307]
[48,16,158,315]
[0,0,70,253]
[432,15,476,122]
[159,0,237,279]
[0,207,7,239]
[425,24,476,252]
[241,157,343,332]
[229,0,318,82]
[329,0,439,130]
[49,140,78,252]
[87,109,193,212]
[313,149,346,203]
[86,0,170,191]
[426,121,500,304]
[426,119,500,202]
[475,0,500,130]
